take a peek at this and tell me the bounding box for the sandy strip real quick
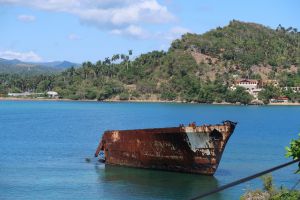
[268,102,300,106]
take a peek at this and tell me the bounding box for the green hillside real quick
[1,20,299,103]
[171,20,300,67]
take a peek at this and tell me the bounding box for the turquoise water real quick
[0,101,299,200]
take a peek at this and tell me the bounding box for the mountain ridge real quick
[0,58,79,75]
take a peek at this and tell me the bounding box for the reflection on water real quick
[95,164,223,200]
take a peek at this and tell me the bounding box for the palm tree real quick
[104,57,111,65]
[125,55,130,70]
[111,54,120,63]
[120,54,125,61]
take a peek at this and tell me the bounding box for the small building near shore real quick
[7,92,44,97]
[270,96,289,103]
[46,91,58,98]
[8,92,31,97]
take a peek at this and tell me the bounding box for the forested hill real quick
[171,20,300,68]
[1,20,299,103]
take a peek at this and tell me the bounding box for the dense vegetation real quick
[171,20,300,68]
[0,20,299,104]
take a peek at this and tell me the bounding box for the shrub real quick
[119,92,129,100]
[161,91,177,101]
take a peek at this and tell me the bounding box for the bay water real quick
[0,101,299,199]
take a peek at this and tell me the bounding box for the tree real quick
[104,57,111,65]
[225,87,253,104]
[36,80,51,92]
[286,134,300,173]
[258,85,282,104]
[111,54,120,63]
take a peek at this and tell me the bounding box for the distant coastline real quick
[1,97,300,106]
[0,97,93,102]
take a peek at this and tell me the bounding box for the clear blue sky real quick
[0,0,299,63]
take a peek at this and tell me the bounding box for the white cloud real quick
[0,0,175,38]
[17,14,35,22]
[110,25,149,39]
[76,0,174,27]
[68,33,80,40]
[0,50,42,62]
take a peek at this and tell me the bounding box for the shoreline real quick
[1,97,300,106]
[268,102,300,106]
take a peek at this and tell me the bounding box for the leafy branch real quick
[286,134,300,173]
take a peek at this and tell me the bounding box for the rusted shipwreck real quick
[95,121,236,175]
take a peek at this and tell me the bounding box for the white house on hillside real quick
[232,79,262,99]
[236,79,260,90]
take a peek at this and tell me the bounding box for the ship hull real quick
[95,121,236,175]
